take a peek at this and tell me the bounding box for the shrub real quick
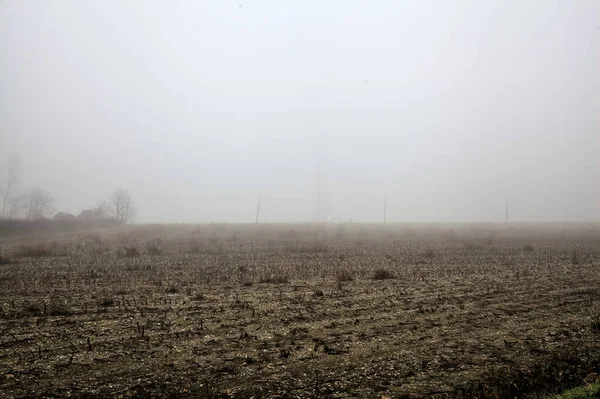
[283,241,328,254]
[0,253,14,265]
[550,383,600,399]
[308,242,329,253]
[23,301,42,314]
[372,268,394,280]
[187,238,225,255]
[147,245,162,255]
[571,249,580,265]
[47,300,72,316]
[126,246,140,257]
[16,242,54,258]
[522,244,535,253]
[463,242,480,251]
[337,270,354,282]
[188,239,204,254]
[118,246,140,258]
[422,248,436,259]
[166,286,179,294]
[591,318,600,334]
[192,293,205,301]
[98,297,115,308]
[260,274,289,284]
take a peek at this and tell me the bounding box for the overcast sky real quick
[1,1,598,223]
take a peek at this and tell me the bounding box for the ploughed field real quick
[1,223,599,398]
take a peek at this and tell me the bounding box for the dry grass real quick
[16,241,55,257]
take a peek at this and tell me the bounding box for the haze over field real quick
[1,1,598,223]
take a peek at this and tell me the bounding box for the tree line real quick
[0,154,137,224]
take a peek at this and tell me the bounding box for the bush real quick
[260,274,289,284]
[192,293,205,301]
[118,246,140,258]
[165,286,179,294]
[98,297,115,308]
[16,242,54,258]
[147,245,162,255]
[23,301,42,314]
[571,249,580,265]
[283,241,328,254]
[47,300,72,316]
[372,268,394,280]
[188,239,204,254]
[337,270,354,282]
[187,238,225,255]
[550,383,600,399]
[591,318,600,334]
[522,244,535,253]
[463,242,481,251]
[0,253,14,265]
[422,248,436,259]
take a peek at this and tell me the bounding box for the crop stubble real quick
[0,224,599,398]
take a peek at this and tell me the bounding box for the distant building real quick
[53,212,76,221]
[77,209,103,220]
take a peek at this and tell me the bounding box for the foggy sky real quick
[1,1,599,223]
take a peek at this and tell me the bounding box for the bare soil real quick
[1,223,599,398]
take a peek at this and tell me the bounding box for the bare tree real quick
[7,194,27,219]
[1,154,20,219]
[26,186,55,220]
[107,189,136,223]
[93,201,108,218]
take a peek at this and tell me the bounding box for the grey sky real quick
[1,1,599,223]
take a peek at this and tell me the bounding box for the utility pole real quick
[384,196,387,224]
[312,131,330,224]
[505,196,508,224]
[255,193,262,224]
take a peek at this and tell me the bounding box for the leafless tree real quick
[107,189,136,223]
[26,186,55,220]
[93,201,108,218]
[7,194,28,219]
[1,154,20,219]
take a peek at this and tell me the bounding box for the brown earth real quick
[0,223,599,398]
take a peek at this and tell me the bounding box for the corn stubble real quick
[0,223,599,398]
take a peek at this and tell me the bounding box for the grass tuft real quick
[547,383,600,399]
[372,268,394,280]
